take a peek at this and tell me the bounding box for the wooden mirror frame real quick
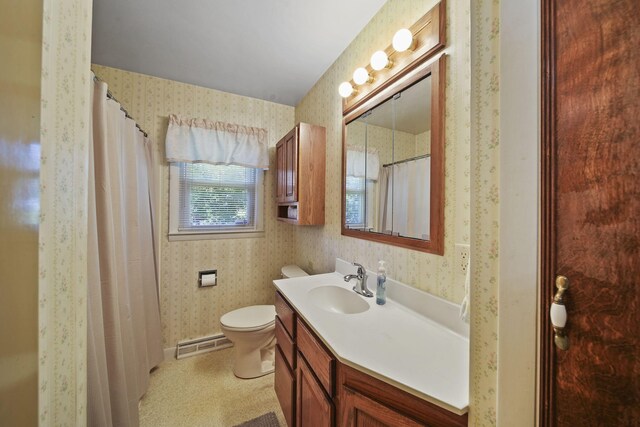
[341,54,446,255]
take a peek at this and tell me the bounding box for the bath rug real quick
[233,411,280,427]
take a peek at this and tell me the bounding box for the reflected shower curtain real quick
[88,77,163,427]
[378,157,430,239]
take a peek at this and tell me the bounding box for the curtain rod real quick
[383,153,430,168]
[92,74,149,138]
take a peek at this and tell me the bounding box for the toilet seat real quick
[220,305,276,332]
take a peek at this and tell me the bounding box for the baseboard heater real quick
[175,333,233,359]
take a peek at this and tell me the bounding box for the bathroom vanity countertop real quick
[273,261,469,415]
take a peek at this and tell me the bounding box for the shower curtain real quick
[88,77,163,427]
[378,157,431,239]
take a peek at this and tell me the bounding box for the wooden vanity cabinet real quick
[274,293,297,427]
[275,123,325,225]
[273,291,468,427]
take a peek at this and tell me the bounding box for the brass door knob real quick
[550,275,569,350]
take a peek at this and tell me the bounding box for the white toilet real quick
[220,265,308,379]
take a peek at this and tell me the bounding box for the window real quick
[345,176,377,230]
[345,176,366,228]
[169,162,264,239]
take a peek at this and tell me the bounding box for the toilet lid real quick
[281,265,308,278]
[220,305,276,331]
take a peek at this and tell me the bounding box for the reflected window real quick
[345,176,366,227]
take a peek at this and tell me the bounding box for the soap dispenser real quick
[376,261,387,305]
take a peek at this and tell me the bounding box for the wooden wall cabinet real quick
[274,291,468,427]
[275,123,326,225]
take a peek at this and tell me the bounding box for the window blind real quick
[178,163,257,231]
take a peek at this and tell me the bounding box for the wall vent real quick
[176,333,233,359]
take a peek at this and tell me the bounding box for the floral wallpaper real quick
[469,0,500,425]
[91,65,296,349]
[39,0,92,424]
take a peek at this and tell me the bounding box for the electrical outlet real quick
[455,244,470,276]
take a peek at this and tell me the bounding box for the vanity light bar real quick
[337,2,445,108]
[338,28,416,98]
[370,51,393,71]
[338,82,356,98]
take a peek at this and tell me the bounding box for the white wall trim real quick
[164,347,176,361]
[497,0,540,425]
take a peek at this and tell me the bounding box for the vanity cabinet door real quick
[341,386,424,427]
[275,346,296,427]
[297,353,333,427]
[337,364,468,427]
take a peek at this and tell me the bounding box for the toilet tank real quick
[281,265,308,279]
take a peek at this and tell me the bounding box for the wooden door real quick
[284,127,298,203]
[541,1,640,425]
[296,354,333,427]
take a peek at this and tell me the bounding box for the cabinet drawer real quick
[275,316,295,370]
[296,318,335,397]
[275,292,296,338]
[275,346,295,427]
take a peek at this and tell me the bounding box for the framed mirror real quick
[341,55,445,254]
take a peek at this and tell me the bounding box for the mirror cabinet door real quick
[387,75,431,240]
[344,75,431,240]
[344,111,370,230]
[342,55,444,254]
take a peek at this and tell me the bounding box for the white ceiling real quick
[91,0,387,106]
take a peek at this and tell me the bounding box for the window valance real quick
[346,147,380,181]
[165,115,269,169]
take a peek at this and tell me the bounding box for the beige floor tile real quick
[140,348,285,427]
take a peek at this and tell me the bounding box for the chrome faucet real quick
[344,262,373,297]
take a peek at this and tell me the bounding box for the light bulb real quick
[353,67,371,85]
[370,50,390,71]
[392,28,414,52]
[338,82,355,98]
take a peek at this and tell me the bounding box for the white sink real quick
[308,285,370,314]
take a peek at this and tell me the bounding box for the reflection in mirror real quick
[344,75,431,241]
